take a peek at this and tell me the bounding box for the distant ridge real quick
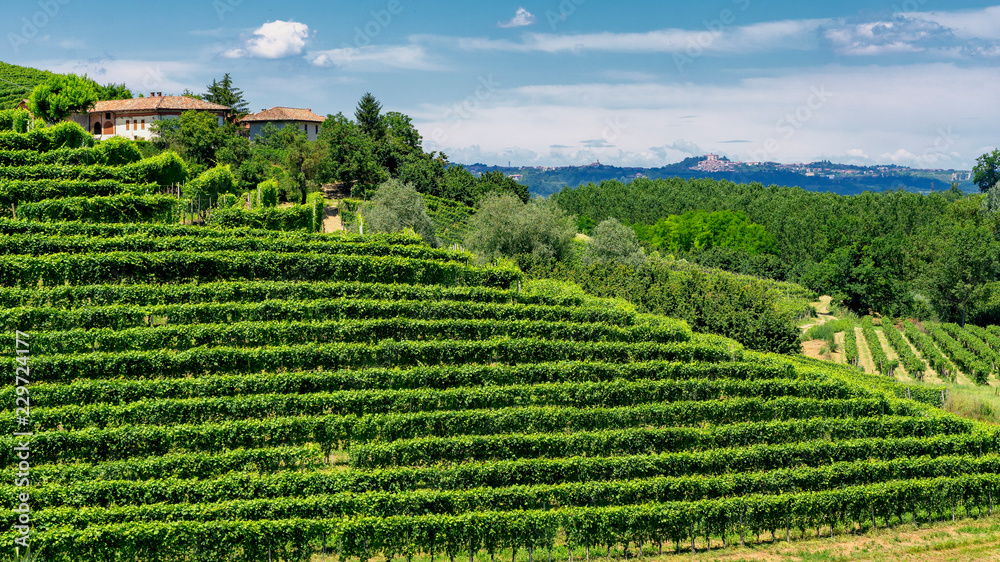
[460,159,975,198]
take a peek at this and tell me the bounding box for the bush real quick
[94,137,142,166]
[352,179,438,246]
[251,179,280,208]
[186,165,237,208]
[0,109,30,133]
[585,218,647,268]
[465,193,576,262]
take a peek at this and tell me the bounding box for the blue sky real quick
[4,0,1000,168]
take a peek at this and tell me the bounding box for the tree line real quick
[554,174,1000,326]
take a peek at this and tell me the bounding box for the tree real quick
[476,171,530,204]
[585,218,647,268]
[354,179,438,245]
[354,93,386,141]
[29,74,99,123]
[149,110,226,171]
[465,193,576,262]
[96,82,133,101]
[973,149,1000,193]
[204,73,249,122]
[921,219,1000,326]
[317,113,387,197]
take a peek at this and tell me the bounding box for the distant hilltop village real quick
[691,153,972,181]
[467,154,971,184]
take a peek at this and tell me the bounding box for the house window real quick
[105,112,111,120]
[141,120,145,130]
[315,125,319,135]
[125,120,130,131]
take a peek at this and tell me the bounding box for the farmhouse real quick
[240,107,327,141]
[87,94,230,140]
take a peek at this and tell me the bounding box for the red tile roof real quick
[239,107,327,124]
[90,96,230,113]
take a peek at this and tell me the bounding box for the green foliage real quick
[16,195,180,224]
[352,179,438,246]
[0,109,30,133]
[881,321,926,378]
[860,316,897,377]
[919,216,1000,326]
[973,149,1000,193]
[186,165,238,208]
[634,209,776,255]
[150,110,226,169]
[553,177,974,318]
[0,121,92,151]
[317,112,388,196]
[521,258,800,354]
[95,82,133,101]
[209,204,318,233]
[843,323,861,368]
[465,193,577,262]
[251,178,280,208]
[585,218,647,268]
[204,73,248,120]
[0,179,156,211]
[28,73,99,123]
[0,61,54,109]
[355,92,386,140]
[94,136,142,166]
[904,320,955,381]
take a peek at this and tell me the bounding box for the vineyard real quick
[0,62,52,110]
[808,313,1000,388]
[0,112,999,562]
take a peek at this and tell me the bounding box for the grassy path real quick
[855,326,877,375]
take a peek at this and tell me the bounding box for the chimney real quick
[157,92,162,97]
[150,92,155,97]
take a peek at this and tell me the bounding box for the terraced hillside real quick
[0,62,52,110]
[0,219,997,561]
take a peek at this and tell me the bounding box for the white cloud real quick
[224,20,310,59]
[308,45,443,71]
[421,18,825,54]
[498,8,537,29]
[413,64,999,169]
[823,17,953,56]
[910,6,1000,40]
[33,58,201,95]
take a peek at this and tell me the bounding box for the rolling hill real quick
[0,114,999,561]
[0,61,53,110]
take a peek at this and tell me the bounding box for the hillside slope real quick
[0,61,53,109]
[0,115,998,561]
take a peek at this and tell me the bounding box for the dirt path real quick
[800,296,841,362]
[800,295,834,333]
[855,326,877,375]
[875,328,911,382]
[323,200,344,233]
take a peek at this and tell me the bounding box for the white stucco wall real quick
[247,121,322,141]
